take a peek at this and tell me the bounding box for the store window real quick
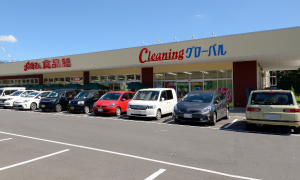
[218,79,233,107]
[59,77,65,84]
[203,70,218,79]
[165,82,176,90]
[117,75,125,81]
[218,70,226,78]
[165,73,176,80]
[154,81,164,88]
[136,74,141,81]
[154,73,164,80]
[177,72,191,80]
[10,80,14,84]
[204,80,218,91]
[177,82,189,98]
[44,78,49,84]
[127,75,134,81]
[114,83,120,91]
[191,71,203,79]
[66,77,71,84]
[108,75,116,81]
[34,79,39,84]
[191,82,203,91]
[49,78,54,84]
[100,76,107,82]
[3,80,9,84]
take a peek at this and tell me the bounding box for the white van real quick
[127,88,177,120]
[0,87,26,97]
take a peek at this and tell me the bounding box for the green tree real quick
[273,69,300,93]
[120,81,128,91]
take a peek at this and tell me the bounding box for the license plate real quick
[134,111,141,114]
[98,109,103,112]
[265,114,280,119]
[70,107,74,110]
[184,114,192,118]
[41,105,45,108]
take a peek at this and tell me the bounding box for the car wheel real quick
[224,108,229,119]
[155,109,161,120]
[115,107,121,116]
[293,127,300,134]
[30,103,37,111]
[84,106,90,114]
[211,112,217,126]
[55,104,62,112]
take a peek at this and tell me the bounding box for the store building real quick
[1,27,300,108]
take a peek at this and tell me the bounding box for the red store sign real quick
[24,58,71,71]
[139,48,184,63]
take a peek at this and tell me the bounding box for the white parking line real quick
[145,169,166,180]
[0,131,260,180]
[224,119,238,129]
[0,149,69,171]
[0,138,12,142]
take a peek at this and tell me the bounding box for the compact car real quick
[127,88,177,120]
[246,90,300,133]
[39,89,81,112]
[173,91,229,125]
[0,90,36,108]
[68,90,106,114]
[93,91,135,116]
[13,91,50,110]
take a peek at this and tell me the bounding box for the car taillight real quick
[283,109,300,113]
[246,107,261,112]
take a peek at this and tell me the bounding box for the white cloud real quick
[196,15,204,18]
[0,35,18,43]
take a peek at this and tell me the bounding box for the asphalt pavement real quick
[0,108,299,180]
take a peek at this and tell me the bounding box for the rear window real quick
[250,92,294,105]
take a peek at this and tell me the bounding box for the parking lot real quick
[0,108,300,180]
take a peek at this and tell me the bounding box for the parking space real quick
[1,107,300,179]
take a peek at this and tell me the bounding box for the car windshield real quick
[133,91,159,101]
[0,90,2,96]
[100,93,121,100]
[10,91,24,96]
[75,91,93,99]
[181,93,213,103]
[251,92,294,105]
[24,92,39,98]
[47,91,64,98]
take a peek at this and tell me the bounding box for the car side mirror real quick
[122,98,126,101]
[214,100,219,105]
[161,98,165,101]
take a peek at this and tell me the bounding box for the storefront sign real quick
[139,44,227,64]
[24,58,71,71]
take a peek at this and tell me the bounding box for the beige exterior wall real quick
[90,68,141,76]
[153,62,232,73]
[1,27,300,77]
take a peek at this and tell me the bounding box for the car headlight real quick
[174,105,181,112]
[78,101,84,105]
[127,104,130,109]
[108,103,115,107]
[147,105,156,109]
[93,102,96,107]
[69,101,71,104]
[202,106,211,112]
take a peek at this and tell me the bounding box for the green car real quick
[246,90,300,133]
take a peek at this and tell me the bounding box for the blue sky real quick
[0,0,299,62]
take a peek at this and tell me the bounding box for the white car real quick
[14,91,51,110]
[0,90,36,108]
[127,88,177,120]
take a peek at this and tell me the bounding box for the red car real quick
[93,91,135,116]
